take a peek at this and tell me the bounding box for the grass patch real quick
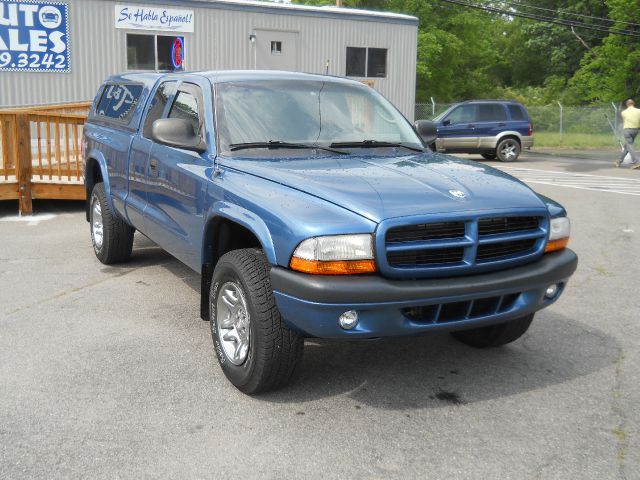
[534,132,618,149]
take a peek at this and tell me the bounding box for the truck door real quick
[127,81,178,232]
[144,82,210,270]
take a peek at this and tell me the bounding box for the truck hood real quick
[222,152,545,223]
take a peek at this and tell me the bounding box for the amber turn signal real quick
[290,257,377,275]
[544,237,569,253]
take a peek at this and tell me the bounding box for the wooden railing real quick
[0,102,90,215]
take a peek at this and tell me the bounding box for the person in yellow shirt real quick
[618,98,640,169]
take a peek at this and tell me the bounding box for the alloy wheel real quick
[216,282,251,365]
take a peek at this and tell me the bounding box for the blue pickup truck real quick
[84,71,577,394]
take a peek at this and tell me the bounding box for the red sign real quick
[171,37,184,70]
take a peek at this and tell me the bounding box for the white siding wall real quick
[0,0,417,119]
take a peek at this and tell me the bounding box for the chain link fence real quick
[527,104,620,136]
[415,102,453,121]
[415,102,623,148]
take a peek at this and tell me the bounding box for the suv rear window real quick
[477,104,507,122]
[95,83,143,123]
[508,104,526,121]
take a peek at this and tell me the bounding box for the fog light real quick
[545,284,559,299]
[338,310,359,330]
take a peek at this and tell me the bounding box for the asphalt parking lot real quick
[1,150,639,479]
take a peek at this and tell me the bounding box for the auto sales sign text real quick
[0,0,70,72]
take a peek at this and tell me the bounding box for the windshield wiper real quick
[330,140,424,153]
[229,140,349,155]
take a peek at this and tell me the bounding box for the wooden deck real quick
[0,102,90,215]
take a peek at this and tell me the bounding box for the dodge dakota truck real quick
[84,71,577,394]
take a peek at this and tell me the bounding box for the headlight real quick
[290,234,376,275]
[545,217,570,253]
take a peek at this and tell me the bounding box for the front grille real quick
[478,216,539,235]
[388,247,464,267]
[387,221,466,243]
[476,239,537,261]
[383,215,545,276]
[402,292,522,324]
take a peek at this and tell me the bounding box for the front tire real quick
[90,183,134,264]
[496,138,521,162]
[210,248,304,394]
[451,314,534,348]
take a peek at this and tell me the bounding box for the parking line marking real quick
[498,167,640,196]
[500,167,640,181]
[0,213,58,224]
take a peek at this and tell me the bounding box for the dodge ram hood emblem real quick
[449,189,467,199]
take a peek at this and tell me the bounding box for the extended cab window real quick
[169,90,201,136]
[477,104,507,122]
[95,83,143,122]
[446,105,476,124]
[143,82,177,138]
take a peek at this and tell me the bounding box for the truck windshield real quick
[215,80,423,155]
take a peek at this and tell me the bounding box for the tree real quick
[569,0,640,103]
[293,0,639,104]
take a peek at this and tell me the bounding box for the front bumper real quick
[270,249,577,339]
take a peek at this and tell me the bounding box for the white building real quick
[0,0,418,119]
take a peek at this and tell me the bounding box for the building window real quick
[367,48,387,78]
[271,41,282,55]
[346,47,387,78]
[127,34,185,71]
[127,34,155,70]
[346,47,366,77]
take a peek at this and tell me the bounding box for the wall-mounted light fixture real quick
[249,33,257,69]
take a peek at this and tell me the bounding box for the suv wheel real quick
[481,152,497,160]
[451,314,534,348]
[496,138,521,162]
[210,248,304,394]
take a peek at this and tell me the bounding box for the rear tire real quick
[481,152,497,160]
[451,314,534,348]
[90,183,134,264]
[496,138,521,162]
[210,248,304,394]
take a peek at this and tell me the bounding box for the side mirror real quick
[414,120,438,146]
[151,118,206,153]
[442,119,451,126]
